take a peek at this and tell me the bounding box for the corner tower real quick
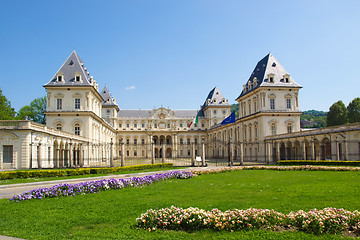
[235,53,302,142]
[44,51,115,143]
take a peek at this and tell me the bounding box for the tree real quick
[326,100,348,127]
[347,97,360,123]
[0,88,16,120]
[17,96,46,124]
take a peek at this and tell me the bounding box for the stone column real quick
[121,142,125,167]
[37,143,42,169]
[79,144,83,167]
[276,142,281,163]
[310,139,315,160]
[239,142,244,166]
[335,138,340,160]
[302,141,306,160]
[229,141,234,166]
[69,142,73,168]
[343,139,348,161]
[110,139,114,167]
[162,144,165,163]
[201,139,206,166]
[191,142,195,166]
[266,141,271,164]
[151,142,155,164]
[55,148,59,168]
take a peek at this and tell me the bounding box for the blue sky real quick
[0,0,359,112]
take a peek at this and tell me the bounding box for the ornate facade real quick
[0,51,359,169]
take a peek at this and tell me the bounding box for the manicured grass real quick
[1,170,360,239]
[0,167,182,185]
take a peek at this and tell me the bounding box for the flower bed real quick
[278,160,360,166]
[9,171,193,202]
[137,206,360,235]
[191,165,360,175]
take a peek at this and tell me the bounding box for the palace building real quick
[0,51,359,169]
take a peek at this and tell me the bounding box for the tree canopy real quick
[347,97,360,123]
[326,100,348,127]
[0,89,16,120]
[17,96,46,124]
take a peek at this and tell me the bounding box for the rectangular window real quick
[75,76,80,82]
[287,125,292,133]
[57,76,62,82]
[134,151,137,157]
[74,126,80,135]
[3,145,13,163]
[119,124,122,128]
[202,123,205,128]
[154,124,157,128]
[195,149,198,155]
[126,139,129,144]
[254,102,257,112]
[180,139,183,144]
[194,123,197,127]
[270,99,275,110]
[188,150,191,156]
[195,138,198,144]
[134,139,137,145]
[134,124,137,128]
[180,123,183,128]
[271,125,276,135]
[286,99,291,109]
[187,139,190,144]
[57,99,62,110]
[75,99,80,110]
[126,151,129,156]
[107,110,110,113]
[142,123,145,128]
[126,124,129,128]
[141,139,145,144]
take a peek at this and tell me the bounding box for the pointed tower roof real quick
[236,53,301,100]
[100,85,118,107]
[198,86,230,116]
[44,50,93,87]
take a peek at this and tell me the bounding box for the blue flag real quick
[221,111,235,125]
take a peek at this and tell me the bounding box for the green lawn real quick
[0,167,182,185]
[1,170,360,239]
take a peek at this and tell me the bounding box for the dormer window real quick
[253,77,257,86]
[268,73,275,83]
[74,73,82,83]
[213,99,216,103]
[57,76,62,82]
[283,74,290,83]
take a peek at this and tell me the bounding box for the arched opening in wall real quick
[286,141,292,160]
[153,136,159,145]
[322,138,331,160]
[304,140,310,160]
[166,148,172,158]
[159,135,165,145]
[155,148,159,158]
[294,140,301,160]
[166,136,172,145]
[280,142,286,160]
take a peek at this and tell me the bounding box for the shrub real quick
[278,160,360,167]
[0,163,173,180]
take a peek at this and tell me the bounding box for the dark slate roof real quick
[100,85,117,106]
[198,87,230,117]
[44,50,92,87]
[236,53,301,100]
[117,109,197,119]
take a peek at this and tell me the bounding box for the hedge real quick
[278,160,360,166]
[0,163,173,180]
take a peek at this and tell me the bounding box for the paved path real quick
[0,167,213,200]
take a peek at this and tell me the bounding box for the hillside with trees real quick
[300,110,327,128]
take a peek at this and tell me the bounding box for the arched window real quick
[55,123,62,131]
